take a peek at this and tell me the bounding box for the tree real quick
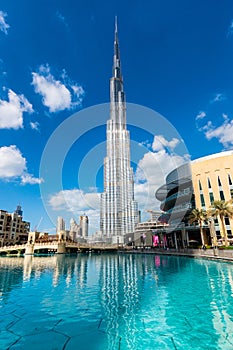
[209,200,233,247]
[189,208,207,246]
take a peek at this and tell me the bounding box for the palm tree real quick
[189,208,207,246]
[209,200,233,247]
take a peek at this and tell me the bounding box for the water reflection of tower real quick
[99,254,142,348]
[52,255,88,288]
[76,254,88,288]
[23,255,33,281]
[0,258,24,299]
[199,260,233,347]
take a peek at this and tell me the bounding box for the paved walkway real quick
[125,247,233,262]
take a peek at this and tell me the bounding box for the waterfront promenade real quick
[1,240,233,262]
[125,247,233,262]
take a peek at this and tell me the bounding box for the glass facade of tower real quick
[100,20,139,244]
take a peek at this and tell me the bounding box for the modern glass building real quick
[100,19,139,244]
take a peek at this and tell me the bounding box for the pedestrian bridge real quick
[0,241,119,256]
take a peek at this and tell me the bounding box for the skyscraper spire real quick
[113,15,121,80]
[115,15,118,33]
[100,19,139,244]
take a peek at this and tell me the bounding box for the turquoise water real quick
[1,254,233,350]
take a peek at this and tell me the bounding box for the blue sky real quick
[0,0,233,234]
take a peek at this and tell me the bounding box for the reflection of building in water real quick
[99,254,144,348]
[197,259,233,347]
[0,257,24,298]
[52,255,88,288]
[23,255,33,281]
[0,205,30,246]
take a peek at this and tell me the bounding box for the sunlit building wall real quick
[0,205,30,246]
[156,151,233,241]
[192,151,233,237]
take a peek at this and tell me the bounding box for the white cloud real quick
[195,111,206,120]
[210,93,226,104]
[204,115,233,148]
[30,121,40,131]
[0,89,33,129]
[227,19,233,37]
[48,136,188,228]
[135,136,188,217]
[0,145,26,178]
[56,11,68,27]
[49,189,100,232]
[152,135,180,152]
[21,174,43,185]
[49,189,100,212]
[0,11,10,34]
[32,64,84,112]
[0,145,43,184]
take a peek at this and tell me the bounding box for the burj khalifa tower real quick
[100,19,139,244]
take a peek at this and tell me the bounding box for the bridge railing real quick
[0,244,27,251]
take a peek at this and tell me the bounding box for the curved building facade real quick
[155,151,233,247]
[156,162,194,228]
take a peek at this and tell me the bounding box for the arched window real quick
[208,178,211,188]
[228,174,232,186]
[198,180,202,191]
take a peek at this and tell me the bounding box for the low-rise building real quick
[0,205,30,246]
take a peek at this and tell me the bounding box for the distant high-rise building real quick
[80,215,88,238]
[15,204,23,217]
[100,18,139,244]
[57,216,65,233]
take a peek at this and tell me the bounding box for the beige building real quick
[155,151,233,247]
[0,205,30,246]
[192,150,233,238]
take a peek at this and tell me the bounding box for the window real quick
[218,176,222,187]
[198,180,202,191]
[230,189,233,199]
[200,194,205,207]
[228,174,232,186]
[209,192,214,204]
[219,190,225,201]
[225,217,230,225]
[208,178,211,188]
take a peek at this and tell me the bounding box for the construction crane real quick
[34,217,43,232]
